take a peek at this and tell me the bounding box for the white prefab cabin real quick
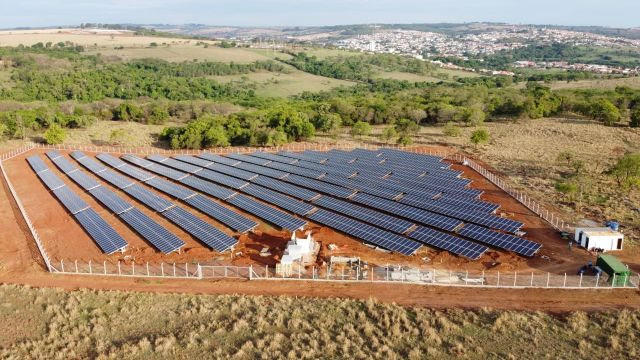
[574,227,624,251]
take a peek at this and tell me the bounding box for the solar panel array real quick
[71,152,237,252]
[458,224,541,257]
[47,151,184,254]
[27,155,128,254]
[190,148,539,258]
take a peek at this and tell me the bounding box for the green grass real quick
[0,284,638,359]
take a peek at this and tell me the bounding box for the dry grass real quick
[545,77,640,90]
[0,284,638,359]
[87,44,274,64]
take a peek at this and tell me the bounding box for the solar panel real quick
[71,153,108,173]
[26,156,48,173]
[145,177,197,200]
[184,194,257,233]
[115,164,156,182]
[149,156,203,174]
[122,154,155,168]
[312,196,413,234]
[235,162,289,179]
[205,163,257,181]
[284,174,356,199]
[407,226,488,260]
[179,175,237,200]
[320,174,402,200]
[47,153,78,174]
[123,184,175,213]
[251,176,319,201]
[266,161,325,179]
[250,151,298,164]
[96,153,126,169]
[88,186,134,214]
[277,150,328,163]
[227,194,306,231]
[67,170,101,190]
[198,153,241,166]
[226,153,272,166]
[242,184,316,216]
[119,208,184,253]
[162,206,238,252]
[458,223,542,257]
[197,168,249,189]
[351,193,463,232]
[97,171,136,190]
[174,155,214,168]
[36,169,67,190]
[289,159,359,177]
[74,209,127,254]
[398,196,523,233]
[435,195,499,213]
[52,186,90,214]
[147,163,190,181]
[307,209,421,255]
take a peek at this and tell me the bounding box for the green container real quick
[596,255,632,287]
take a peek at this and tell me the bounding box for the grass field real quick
[88,44,276,63]
[546,76,640,90]
[0,284,637,359]
[212,67,356,97]
[0,28,211,48]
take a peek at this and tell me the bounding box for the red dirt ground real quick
[1,146,638,312]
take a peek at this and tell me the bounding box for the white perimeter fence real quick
[0,142,582,288]
[47,259,639,289]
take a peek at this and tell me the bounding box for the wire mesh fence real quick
[49,259,639,289]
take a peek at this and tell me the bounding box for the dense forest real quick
[0,45,639,149]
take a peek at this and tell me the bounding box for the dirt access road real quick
[1,151,639,312]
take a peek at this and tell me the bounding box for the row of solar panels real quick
[27,155,128,255]
[136,152,540,258]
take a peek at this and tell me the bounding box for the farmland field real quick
[0,284,638,359]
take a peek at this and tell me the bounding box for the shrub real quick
[43,124,66,144]
[630,107,640,128]
[442,122,461,137]
[380,126,397,143]
[113,102,144,122]
[470,128,490,146]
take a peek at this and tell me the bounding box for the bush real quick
[555,181,579,194]
[630,107,640,128]
[43,124,66,144]
[590,99,621,126]
[442,122,461,137]
[350,121,372,138]
[609,152,640,188]
[113,102,144,122]
[380,125,397,143]
[470,128,490,146]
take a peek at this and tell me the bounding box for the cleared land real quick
[0,284,638,359]
[88,44,275,63]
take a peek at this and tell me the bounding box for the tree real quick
[113,102,144,122]
[470,128,490,147]
[350,121,371,138]
[313,112,342,137]
[43,124,66,144]
[267,106,315,141]
[394,118,419,145]
[147,103,170,125]
[590,99,621,126]
[556,150,575,167]
[380,126,397,143]
[608,153,640,188]
[631,107,640,128]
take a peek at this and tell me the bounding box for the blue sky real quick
[1,0,638,28]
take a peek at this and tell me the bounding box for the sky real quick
[1,0,639,29]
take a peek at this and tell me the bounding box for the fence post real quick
[173,263,176,277]
[546,272,550,287]
[596,273,600,287]
[132,262,135,276]
[118,261,121,275]
[298,264,301,279]
[497,271,500,287]
[104,261,107,275]
[266,264,268,279]
[161,262,164,277]
[530,272,533,287]
[612,273,616,288]
[146,262,150,276]
[386,265,389,281]
[563,273,567,287]
[579,273,583,287]
[185,263,188,278]
[61,259,65,272]
[89,260,92,274]
[249,265,253,280]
